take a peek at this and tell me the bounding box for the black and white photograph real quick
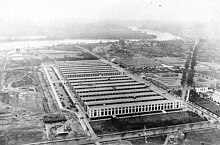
[0,0,220,144]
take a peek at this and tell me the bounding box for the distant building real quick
[195,85,208,93]
[152,73,182,90]
[54,125,69,136]
[198,62,220,71]
[194,65,209,72]
[195,73,219,89]
[210,91,220,103]
[119,38,125,46]
[16,48,20,53]
[7,53,31,60]
[152,43,157,47]
[155,57,185,68]
[114,57,161,69]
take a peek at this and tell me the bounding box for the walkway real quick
[43,64,100,145]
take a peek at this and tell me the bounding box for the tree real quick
[120,132,126,140]
[181,41,199,102]
[189,123,194,130]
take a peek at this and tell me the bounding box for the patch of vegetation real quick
[189,90,220,116]
[92,111,207,134]
[55,52,98,61]
[11,73,35,88]
[6,59,42,70]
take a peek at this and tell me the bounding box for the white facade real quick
[195,86,208,93]
[57,59,183,119]
[211,91,220,103]
[87,101,182,118]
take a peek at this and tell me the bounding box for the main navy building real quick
[57,59,182,119]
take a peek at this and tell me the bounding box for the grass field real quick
[91,111,207,135]
[130,128,220,145]
[189,91,220,116]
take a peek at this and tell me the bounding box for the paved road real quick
[43,64,100,145]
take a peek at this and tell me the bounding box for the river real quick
[0,39,119,50]
[0,29,182,50]
[130,27,182,41]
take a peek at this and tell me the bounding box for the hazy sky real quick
[0,0,220,24]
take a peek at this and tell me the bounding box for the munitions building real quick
[57,59,182,119]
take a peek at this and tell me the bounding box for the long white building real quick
[57,60,182,119]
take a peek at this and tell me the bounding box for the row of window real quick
[88,102,182,117]
[79,90,151,98]
[59,64,108,68]
[87,97,166,107]
[70,77,131,84]
[152,80,181,90]
[58,61,105,64]
[61,67,113,72]
[63,70,118,75]
[196,87,208,92]
[74,82,144,90]
[71,80,136,87]
[62,66,114,70]
[66,72,121,78]
[68,75,128,81]
[82,93,156,102]
[76,85,147,93]
[79,86,147,93]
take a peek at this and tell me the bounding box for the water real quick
[0,28,182,50]
[130,27,182,41]
[0,39,118,50]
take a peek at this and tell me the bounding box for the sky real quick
[0,0,220,40]
[0,0,220,24]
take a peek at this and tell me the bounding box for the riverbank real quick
[0,27,184,50]
[130,27,183,41]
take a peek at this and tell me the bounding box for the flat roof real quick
[69,77,131,83]
[88,99,181,110]
[67,75,128,81]
[73,82,143,89]
[63,69,118,74]
[60,66,113,70]
[78,88,151,96]
[63,69,119,74]
[85,95,164,106]
[155,57,185,65]
[63,67,116,71]
[76,84,146,93]
[56,59,182,111]
[81,92,156,101]
[59,62,106,66]
[58,62,107,66]
[152,77,181,87]
[59,64,108,68]
[198,61,220,70]
[71,80,136,86]
[57,60,104,63]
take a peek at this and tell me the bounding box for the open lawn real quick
[91,111,207,135]
[189,91,220,116]
[130,129,220,145]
